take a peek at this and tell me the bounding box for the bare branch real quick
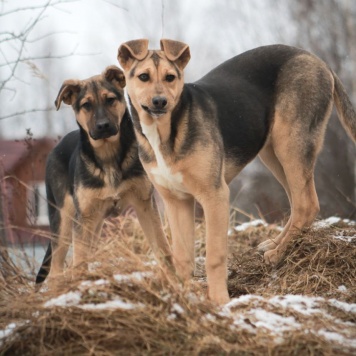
[0,108,54,121]
[102,0,128,11]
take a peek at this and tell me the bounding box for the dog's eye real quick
[166,74,176,82]
[138,73,149,82]
[106,97,116,106]
[81,102,92,111]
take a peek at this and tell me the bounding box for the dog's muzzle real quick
[90,119,118,140]
[141,95,168,118]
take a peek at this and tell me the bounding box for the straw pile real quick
[0,215,355,355]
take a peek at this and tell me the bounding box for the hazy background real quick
[1,0,355,222]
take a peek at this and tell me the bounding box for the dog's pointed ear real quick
[103,65,126,88]
[54,80,81,110]
[118,39,149,70]
[160,39,190,69]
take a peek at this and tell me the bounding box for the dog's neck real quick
[79,127,121,166]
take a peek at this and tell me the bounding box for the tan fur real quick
[118,40,356,304]
[118,42,230,303]
[46,193,75,286]
[44,68,172,287]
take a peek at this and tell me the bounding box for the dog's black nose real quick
[152,96,167,109]
[96,119,110,131]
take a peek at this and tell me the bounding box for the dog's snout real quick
[152,96,167,109]
[90,118,118,140]
[96,119,110,131]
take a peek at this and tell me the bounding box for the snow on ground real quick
[313,217,355,229]
[12,290,349,351]
[233,219,268,232]
[113,271,153,283]
[1,217,354,350]
[220,294,356,348]
[0,323,18,346]
[36,287,356,352]
[230,217,355,242]
[43,272,152,310]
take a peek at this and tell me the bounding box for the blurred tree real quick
[0,0,77,128]
[231,0,356,222]
[291,0,356,218]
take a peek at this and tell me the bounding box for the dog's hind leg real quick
[257,143,292,252]
[263,110,330,265]
[263,163,320,265]
[262,56,334,265]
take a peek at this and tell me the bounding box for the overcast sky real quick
[1,0,296,139]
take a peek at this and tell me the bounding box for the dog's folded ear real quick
[160,39,191,69]
[118,39,149,70]
[54,80,81,110]
[103,65,126,89]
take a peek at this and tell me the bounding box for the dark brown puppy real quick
[118,40,356,304]
[36,66,171,287]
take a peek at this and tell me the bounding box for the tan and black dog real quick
[117,39,356,304]
[35,66,171,287]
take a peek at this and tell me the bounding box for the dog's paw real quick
[208,289,230,305]
[263,248,280,265]
[257,239,278,253]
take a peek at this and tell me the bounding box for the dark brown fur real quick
[118,40,356,304]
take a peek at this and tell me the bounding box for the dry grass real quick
[0,214,355,355]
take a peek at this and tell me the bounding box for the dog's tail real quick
[35,242,52,285]
[332,71,356,141]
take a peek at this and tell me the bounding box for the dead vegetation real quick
[0,214,355,355]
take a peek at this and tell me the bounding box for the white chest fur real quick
[141,122,187,197]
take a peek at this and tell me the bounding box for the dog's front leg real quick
[130,195,173,267]
[46,198,75,288]
[198,181,230,304]
[161,192,196,280]
[72,214,102,278]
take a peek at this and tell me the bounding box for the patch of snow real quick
[0,323,17,342]
[80,279,109,289]
[88,261,102,272]
[337,285,347,292]
[44,291,82,308]
[250,308,301,332]
[204,313,216,322]
[332,231,356,243]
[143,260,157,266]
[219,294,356,350]
[234,219,268,232]
[318,330,356,348]
[0,320,31,347]
[167,313,177,321]
[44,289,142,311]
[113,271,153,283]
[223,295,263,312]
[171,303,184,315]
[269,295,323,315]
[328,299,356,314]
[343,219,356,226]
[313,217,356,229]
[195,256,206,264]
[313,217,341,228]
[79,298,141,311]
[167,303,185,321]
